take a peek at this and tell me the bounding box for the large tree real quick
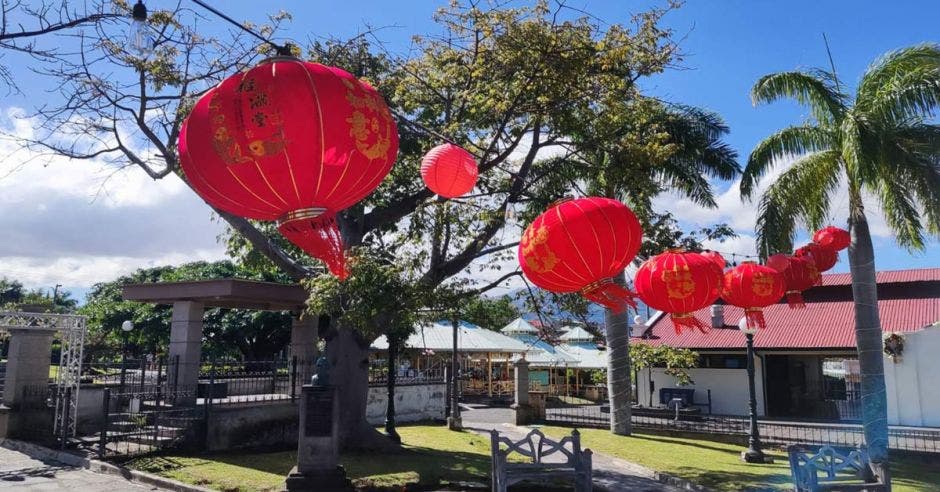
[11,1,698,448]
[742,43,940,482]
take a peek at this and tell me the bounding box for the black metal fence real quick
[543,403,940,454]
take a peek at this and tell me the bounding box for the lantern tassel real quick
[278,210,348,280]
[671,313,709,334]
[745,308,767,329]
[581,279,637,314]
[785,290,805,309]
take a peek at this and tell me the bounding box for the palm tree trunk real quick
[604,269,633,435]
[847,201,891,485]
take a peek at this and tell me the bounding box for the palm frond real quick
[751,71,847,124]
[881,124,940,237]
[867,170,926,250]
[857,43,940,123]
[754,150,842,253]
[743,125,834,199]
[656,161,717,208]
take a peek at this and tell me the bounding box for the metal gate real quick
[0,311,87,442]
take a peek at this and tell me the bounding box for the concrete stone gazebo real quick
[122,279,317,405]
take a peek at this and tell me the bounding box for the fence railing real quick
[542,403,940,454]
[368,366,446,386]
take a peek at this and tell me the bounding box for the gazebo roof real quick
[501,317,539,335]
[559,325,595,342]
[122,279,307,311]
[372,320,529,353]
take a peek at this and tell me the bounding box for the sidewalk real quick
[0,441,161,491]
[463,419,691,492]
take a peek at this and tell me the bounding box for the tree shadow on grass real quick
[668,466,794,492]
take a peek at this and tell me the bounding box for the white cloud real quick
[654,154,897,251]
[0,107,227,290]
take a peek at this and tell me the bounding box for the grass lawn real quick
[129,425,497,491]
[539,426,940,492]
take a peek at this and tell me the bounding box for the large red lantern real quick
[794,242,838,272]
[700,250,726,270]
[634,250,724,333]
[180,57,399,279]
[768,255,821,308]
[518,197,642,312]
[420,143,478,198]
[720,262,785,329]
[813,226,850,251]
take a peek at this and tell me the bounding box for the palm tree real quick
[560,98,740,435]
[743,43,940,482]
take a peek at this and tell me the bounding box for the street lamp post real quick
[447,316,462,430]
[738,317,770,463]
[119,320,134,394]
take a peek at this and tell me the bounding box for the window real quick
[697,354,747,369]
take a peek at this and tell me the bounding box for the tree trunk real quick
[604,270,633,435]
[325,326,398,451]
[847,205,891,485]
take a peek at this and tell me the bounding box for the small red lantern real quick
[794,242,838,272]
[180,57,399,279]
[700,250,726,270]
[634,250,724,333]
[768,255,821,308]
[720,262,785,329]
[518,197,642,312]
[420,143,479,198]
[766,253,791,272]
[813,226,850,251]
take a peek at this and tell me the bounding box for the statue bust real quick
[311,355,330,386]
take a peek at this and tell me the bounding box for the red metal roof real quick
[636,268,940,350]
[821,268,940,286]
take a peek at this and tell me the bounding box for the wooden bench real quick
[490,428,592,492]
[787,444,887,491]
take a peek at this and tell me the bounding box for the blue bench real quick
[787,444,886,491]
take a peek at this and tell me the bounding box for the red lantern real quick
[518,197,642,312]
[700,250,726,270]
[813,226,850,251]
[420,143,478,198]
[768,255,821,308]
[794,242,838,272]
[720,262,786,329]
[180,58,399,279]
[766,253,791,272]
[634,250,724,333]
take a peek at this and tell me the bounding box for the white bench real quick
[787,444,887,491]
[490,428,592,492]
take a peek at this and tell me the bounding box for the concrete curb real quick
[0,438,213,492]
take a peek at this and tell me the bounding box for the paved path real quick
[463,416,682,492]
[0,443,160,491]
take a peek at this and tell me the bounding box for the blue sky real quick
[1,1,937,302]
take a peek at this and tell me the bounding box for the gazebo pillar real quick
[167,301,204,406]
[290,315,318,386]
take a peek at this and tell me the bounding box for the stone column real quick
[167,301,203,406]
[290,315,318,386]
[511,358,534,425]
[2,328,54,408]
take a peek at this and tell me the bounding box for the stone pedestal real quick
[528,391,547,421]
[167,301,203,406]
[284,385,352,491]
[3,328,54,408]
[511,359,535,425]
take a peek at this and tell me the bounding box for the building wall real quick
[884,324,940,427]
[366,383,446,425]
[636,358,766,416]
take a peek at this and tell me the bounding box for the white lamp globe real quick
[738,317,757,335]
[121,320,135,332]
